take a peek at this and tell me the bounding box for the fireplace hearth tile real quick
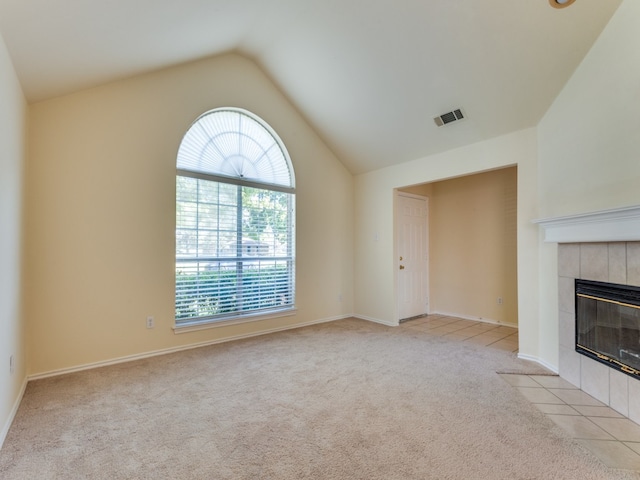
[547,415,614,440]
[576,439,640,471]
[588,417,640,442]
[503,371,640,471]
[548,388,605,407]
[533,403,580,415]
[499,374,539,387]
[572,406,625,418]
[530,374,578,389]
[516,387,564,404]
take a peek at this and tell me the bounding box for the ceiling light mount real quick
[549,0,576,9]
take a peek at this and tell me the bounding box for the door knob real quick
[399,265,405,270]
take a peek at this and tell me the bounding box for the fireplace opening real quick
[575,279,640,379]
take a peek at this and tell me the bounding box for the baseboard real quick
[0,376,28,450]
[353,314,398,327]
[517,353,559,374]
[28,315,351,381]
[430,310,518,329]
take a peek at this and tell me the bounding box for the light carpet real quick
[1,318,639,479]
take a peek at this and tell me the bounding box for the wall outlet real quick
[146,316,155,329]
[338,294,343,303]
[9,355,14,375]
[497,297,503,305]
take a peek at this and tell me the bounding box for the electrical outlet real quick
[9,355,14,375]
[497,297,503,305]
[146,316,155,329]
[338,294,343,303]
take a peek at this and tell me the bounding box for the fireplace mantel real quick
[533,205,640,243]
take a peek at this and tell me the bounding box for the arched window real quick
[175,108,295,326]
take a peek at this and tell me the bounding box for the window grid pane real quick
[176,176,295,322]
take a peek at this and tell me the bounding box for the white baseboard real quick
[0,377,28,450]
[517,353,559,374]
[430,310,518,329]
[354,314,398,327]
[29,315,350,381]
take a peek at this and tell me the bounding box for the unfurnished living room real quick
[2,0,640,478]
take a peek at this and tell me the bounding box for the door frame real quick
[394,191,430,322]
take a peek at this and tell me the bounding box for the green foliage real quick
[175,176,294,322]
[175,264,292,321]
[242,187,290,244]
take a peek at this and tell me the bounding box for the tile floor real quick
[401,314,640,472]
[499,373,640,472]
[399,314,519,353]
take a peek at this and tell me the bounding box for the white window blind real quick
[175,108,295,325]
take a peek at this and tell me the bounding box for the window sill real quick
[173,307,297,334]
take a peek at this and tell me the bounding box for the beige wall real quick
[354,128,540,359]
[536,0,640,368]
[26,53,354,376]
[0,31,27,444]
[11,0,634,407]
[428,168,518,325]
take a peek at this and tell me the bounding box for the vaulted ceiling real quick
[0,0,622,174]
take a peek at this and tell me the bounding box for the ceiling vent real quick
[434,108,465,127]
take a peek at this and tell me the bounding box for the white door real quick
[397,193,429,320]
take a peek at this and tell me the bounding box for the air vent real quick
[434,108,465,127]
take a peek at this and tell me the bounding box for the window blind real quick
[175,108,295,325]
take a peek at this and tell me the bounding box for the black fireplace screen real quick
[575,279,640,379]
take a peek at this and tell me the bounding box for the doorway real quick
[396,167,518,326]
[396,192,429,320]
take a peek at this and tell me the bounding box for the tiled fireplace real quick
[536,205,640,426]
[558,241,640,423]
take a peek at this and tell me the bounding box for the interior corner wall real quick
[26,53,354,376]
[538,0,640,220]
[537,0,640,368]
[354,128,540,360]
[0,31,28,445]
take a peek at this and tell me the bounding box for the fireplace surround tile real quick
[558,276,575,316]
[608,243,627,284]
[559,311,574,350]
[610,369,630,418]
[630,379,640,426]
[580,243,609,282]
[580,357,610,405]
[541,208,640,432]
[628,242,640,287]
[557,240,640,430]
[559,345,581,388]
[558,243,580,278]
